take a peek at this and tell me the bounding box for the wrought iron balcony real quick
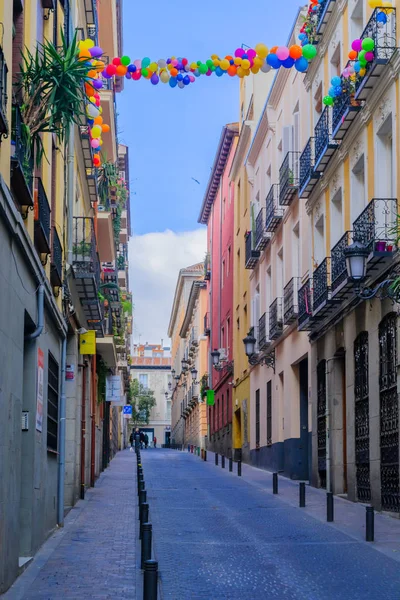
[204,252,211,280]
[50,227,63,288]
[283,277,299,325]
[269,298,283,340]
[79,125,99,205]
[298,278,313,331]
[266,184,283,232]
[279,151,300,206]
[315,0,336,36]
[313,258,331,314]
[255,207,270,251]
[299,138,320,199]
[355,8,396,101]
[204,312,210,336]
[33,178,51,263]
[331,231,352,297]
[258,313,270,351]
[0,46,9,139]
[332,85,361,141]
[314,107,338,172]
[353,198,397,258]
[10,105,34,213]
[245,230,260,269]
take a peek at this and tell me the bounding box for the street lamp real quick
[242,331,275,370]
[344,240,398,300]
[210,348,234,373]
[171,369,176,377]
[168,381,172,391]
[181,358,188,372]
[191,367,201,385]
[211,349,220,366]
[243,333,256,358]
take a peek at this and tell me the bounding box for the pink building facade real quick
[198,124,238,457]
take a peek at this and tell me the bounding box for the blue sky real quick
[118,0,305,237]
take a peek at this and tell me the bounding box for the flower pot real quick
[375,241,386,252]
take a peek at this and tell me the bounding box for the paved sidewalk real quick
[2,451,138,600]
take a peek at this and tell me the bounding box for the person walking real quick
[140,431,145,449]
[153,436,157,448]
[144,433,149,449]
[134,428,141,452]
[129,430,134,451]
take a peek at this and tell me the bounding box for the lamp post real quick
[344,240,398,300]
[210,349,234,373]
[243,332,275,371]
[191,367,200,385]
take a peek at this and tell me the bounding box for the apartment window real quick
[226,388,230,425]
[47,353,59,453]
[350,0,364,42]
[314,213,325,266]
[229,182,234,205]
[223,197,226,219]
[330,188,343,247]
[330,44,341,79]
[221,327,225,350]
[227,246,231,276]
[139,374,148,389]
[351,155,366,224]
[293,103,300,152]
[222,259,225,288]
[237,317,240,331]
[255,389,260,448]
[221,394,224,429]
[267,381,272,446]
[226,318,230,356]
[314,82,322,124]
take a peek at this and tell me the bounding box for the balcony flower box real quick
[375,241,387,252]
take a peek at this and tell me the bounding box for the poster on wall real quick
[36,348,44,432]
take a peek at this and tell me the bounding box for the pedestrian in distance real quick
[134,428,141,451]
[144,433,149,449]
[140,431,145,449]
[153,436,157,448]
[129,430,134,452]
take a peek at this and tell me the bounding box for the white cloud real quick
[128,228,207,345]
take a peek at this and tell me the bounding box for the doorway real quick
[298,358,309,481]
[165,431,171,445]
[233,407,242,461]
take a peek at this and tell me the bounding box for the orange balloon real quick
[79,49,91,60]
[270,46,278,54]
[87,69,97,79]
[348,50,358,60]
[289,45,303,60]
[116,65,127,76]
[95,60,105,72]
[85,83,94,96]
[225,55,233,61]
[170,67,178,77]
[94,116,103,125]
[228,65,237,76]
[102,124,110,133]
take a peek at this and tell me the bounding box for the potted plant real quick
[375,241,386,252]
[73,240,91,261]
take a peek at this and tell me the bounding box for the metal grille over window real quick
[354,332,371,503]
[47,353,59,453]
[317,360,326,488]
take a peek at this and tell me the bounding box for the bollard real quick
[201,449,204,460]
[237,460,242,476]
[141,523,152,569]
[327,492,334,522]
[139,488,147,508]
[299,482,306,507]
[204,450,207,462]
[188,445,190,453]
[229,458,233,472]
[143,560,158,600]
[221,455,225,469]
[215,453,218,466]
[140,503,149,540]
[138,480,145,496]
[273,472,278,494]
[366,506,374,542]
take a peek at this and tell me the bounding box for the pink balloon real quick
[134,59,141,69]
[247,49,256,60]
[276,46,289,61]
[91,139,100,148]
[352,39,362,52]
[342,68,350,78]
[365,51,374,62]
[235,48,245,58]
[189,74,195,82]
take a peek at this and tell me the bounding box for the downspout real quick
[57,335,67,526]
[90,356,96,486]
[79,362,87,499]
[208,206,214,440]
[25,284,45,341]
[66,0,75,266]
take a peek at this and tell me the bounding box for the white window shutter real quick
[282,125,293,157]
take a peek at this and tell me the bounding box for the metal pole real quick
[229,458,233,472]
[138,479,145,496]
[141,523,152,569]
[237,460,242,476]
[140,503,149,540]
[215,453,218,466]
[204,450,207,461]
[139,489,147,507]
[143,560,158,600]
[299,482,306,507]
[366,506,374,542]
[221,455,225,469]
[273,472,278,494]
[327,492,334,522]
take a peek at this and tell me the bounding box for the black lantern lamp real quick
[171,369,176,377]
[191,367,198,381]
[181,358,188,372]
[243,331,275,370]
[211,349,220,366]
[243,333,256,358]
[168,381,172,391]
[344,240,369,285]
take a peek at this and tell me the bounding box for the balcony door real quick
[351,154,366,225]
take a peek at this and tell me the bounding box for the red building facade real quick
[198,123,238,457]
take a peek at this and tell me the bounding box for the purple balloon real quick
[352,39,362,52]
[102,71,112,79]
[90,46,103,58]
[365,51,374,62]
[151,73,159,85]
[93,79,103,89]
[125,72,132,79]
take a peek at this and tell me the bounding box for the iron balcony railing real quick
[279,151,300,206]
[72,216,100,286]
[355,8,397,100]
[51,227,63,287]
[313,258,331,313]
[314,107,337,170]
[316,0,336,36]
[34,177,51,257]
[258,313,270,351]
[11,104,34,207]
[245,230,260,269]
[283,277,299,325]
[0,46,9,138]
[299,137,319,198]
[298,278,312,329]
[255,207,269,251]
[204,312,210,336]
[269,298,283,340]
[204,253,211,280]
[266,184,283,232]
[353,198,397,254]
[332,84,361,140]
[331,231,352,295]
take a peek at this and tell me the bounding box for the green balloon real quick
[323,95,334,106]
[199,63,207,74]
[361,37,375,52]
[302,44,317,61]
[210,64,216,72]
[206,59,213,69]
[197,60,202,66]
[358,49,366,60]
[121,55,131,66]
[141,68,149,77]
[359,58,367,67]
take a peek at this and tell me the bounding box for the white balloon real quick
[87,103,100,118]
[261,62,271,73]
[178,81,185,88]
[158,59,167,68]
[184,64,190,72]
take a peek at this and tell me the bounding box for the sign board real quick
[66,364,75,381]
[36,348,44,432]
[206,389,215,406]
[79,331,96,355]
[106,375,122,402]
[123,405,133,419]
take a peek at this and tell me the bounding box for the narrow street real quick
[4,448,400,600]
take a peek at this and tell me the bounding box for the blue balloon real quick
[215,66,223,77]
[125,72,132,79]
[169,77,177,88]
[328,86,336,97]
[281,56,295,69]
[183,75,190,85]
[177,73,183,81]
[331,76,341,87]
[334,86,342,97]
[267,53,281,69]
[242,54,248,60]
[377,11,387,23]
[354,61,361,73]
[128,64,137,73]
[295,57,308,72]
[298,33,306,40]
[194,69,200,77]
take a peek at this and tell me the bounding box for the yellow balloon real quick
[211,54,218,60]
[243,69,251,77]
[99,107,103,115]
[89,96,96,103]
[251,66,260,74]
[254,56,263,68]
[149,62,158,72]
[213,59,220,67]
[91,125,102,138]
[160,71,170,83]
[84,38,95,49]
[359,68,366,76]
[255,43,268,59]
[241,59,251,70]
[190,62,197,70]
[234,57,242,66]
[220,59,230,71]
[237,67,245,78]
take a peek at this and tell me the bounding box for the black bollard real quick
[273,472,278,494]
[141,523,152,569]
[366,506,374,542]
[139,488,147,507]
[327,492,334,522]
[237,460,242,476]
[138,479,145,496]
[299,482,306,507]
[143,560,158,600]
[229,458,233,472]
[215,453,218,466]
[204,450,207,462]
[221,455,225,469]
[140,503,149,540]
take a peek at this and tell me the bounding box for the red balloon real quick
[182,58,188,66]
[112,57,121,66]
[132,70,141,80]
[106,64,117,76]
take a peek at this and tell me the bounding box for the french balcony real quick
[355,8,397,101]
[245,230,260,269]
[266,184,283,232]
[0,46,9,139]
[298,278,313,331]
[269,298,283,341]
[315,0,336,37]
[204,312,210,336]
[72,216,102,329]
[255,207,270,251]
[332,86,361,141]
[283,277,299,325]
[10,105,34,214]
[314,107,338,173]
[33,178,51,265]
[50,226,63,288]
[97,209,116,263]
[78,124,99,205]
[299,138,320,199]
[312,258,331,316]
[258,313,270,351]
[331,231,353,298]
[352,198,397,269]
[279,151,300,206]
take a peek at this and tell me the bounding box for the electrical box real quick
[22,411,29,431]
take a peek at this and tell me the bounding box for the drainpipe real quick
[90,355,96,487]
[66,0,76,265]
[57,335,67,526]
[79,362,87,499]
[324,355,342,494]
[25,284,45,341]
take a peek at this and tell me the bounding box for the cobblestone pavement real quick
[143,449,400,600]
[2,451,138,600]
